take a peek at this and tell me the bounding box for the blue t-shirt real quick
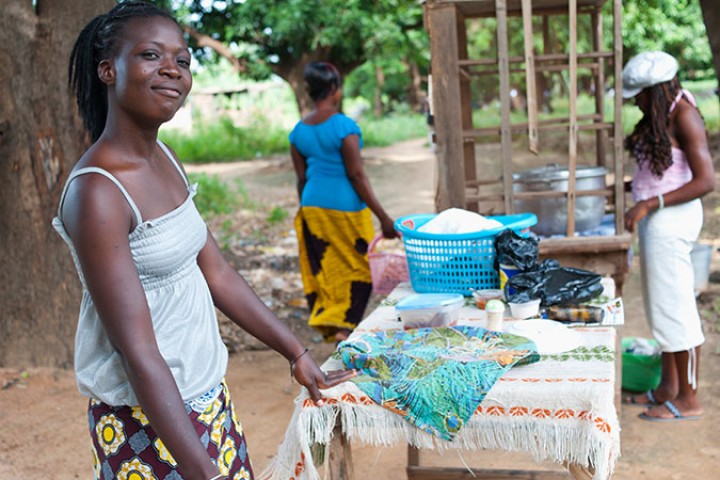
[289,113,366,212]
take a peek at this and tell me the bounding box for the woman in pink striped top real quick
[622,51,714,422]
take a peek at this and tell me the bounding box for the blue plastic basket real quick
[394,213,538,295]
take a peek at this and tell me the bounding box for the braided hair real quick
[304,62,342,102]
[68,1,179,142]
[624,78,681,177]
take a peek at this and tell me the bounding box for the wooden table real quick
[261,285,621,480]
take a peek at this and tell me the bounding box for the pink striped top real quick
[631,90,695,202]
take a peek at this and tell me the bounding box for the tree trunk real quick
[0,0,114,367]
[405,59,425,112]
[700,0,720,96]
[374,64,385,116]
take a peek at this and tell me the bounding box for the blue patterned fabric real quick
[337,326,539,440]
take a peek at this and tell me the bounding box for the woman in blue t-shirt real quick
[289,62,398,342]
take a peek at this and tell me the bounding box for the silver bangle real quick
[657,194,664,209]
[208,474,224,480]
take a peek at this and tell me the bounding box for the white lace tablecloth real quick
[261,284,620,480]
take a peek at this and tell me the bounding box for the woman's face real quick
[101,16,192,125]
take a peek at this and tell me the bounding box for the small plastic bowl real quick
[471,289,505,309]
[508,298,541,319]
[395,293,464,329]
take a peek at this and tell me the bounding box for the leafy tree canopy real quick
[623,0,713,80]
[153,0,425,113]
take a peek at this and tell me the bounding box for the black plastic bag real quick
[494,229,539,271]
[507,260,603,306]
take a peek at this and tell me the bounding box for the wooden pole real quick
[496,0,514,214]
[457,12,479,212]
[591,8,608,168]
[613,0,625,234]
[522,0,539,154]
[566,0,578,236]
[426,3,466,211]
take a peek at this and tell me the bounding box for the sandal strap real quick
[646,390,657,404]
[663,400,682,418]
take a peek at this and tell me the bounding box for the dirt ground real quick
[2,137,720,479]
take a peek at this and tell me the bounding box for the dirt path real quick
[2,138,719,478]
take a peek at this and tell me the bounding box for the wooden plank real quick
[424,0,610,19]
[591,9,608,168]
[457,51,614,66]
[496,0,514,214]
[425,3,466,211]
[566,0,578,236]
[408,446,420,467]
[538,233,632,254]
[522,0,539,154]
[613,0,625,234]
[407,466,572,480]
[457,12,479,212]
[327,421,355,480]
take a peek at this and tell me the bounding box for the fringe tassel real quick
[260,393,619,480]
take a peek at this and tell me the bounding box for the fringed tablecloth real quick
[261,285,620,480]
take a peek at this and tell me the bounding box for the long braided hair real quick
[68,1,178,142]
[624,78,681,177]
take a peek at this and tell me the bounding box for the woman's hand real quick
[291,353,357,405]
[624,200,652,233]
[380,216,399,239]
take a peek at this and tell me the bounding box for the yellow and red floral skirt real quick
[88,381,253,479]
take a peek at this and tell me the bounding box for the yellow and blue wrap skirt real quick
[295,206,375,341]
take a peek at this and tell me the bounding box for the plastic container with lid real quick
[472,289,505,309]
[395,293,464,329]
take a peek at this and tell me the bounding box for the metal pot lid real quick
[512,163,607,182]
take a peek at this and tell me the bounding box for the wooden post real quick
[327,419,355,480]
[496,0,514,214]
[521,0,539,155]
[591,8,608,169]
[426,3,466,211]
[613,0,625,234]
[457,12,479,212]
[566,0,578,236]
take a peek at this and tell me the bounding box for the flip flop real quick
[639,400,702,422]
[623,390,659,406]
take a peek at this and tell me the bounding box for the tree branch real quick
[182,25,247,74]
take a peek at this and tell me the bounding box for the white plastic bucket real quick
[690,242,712,296]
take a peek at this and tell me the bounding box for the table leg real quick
[327,420,355,480]
[566,462,594,480]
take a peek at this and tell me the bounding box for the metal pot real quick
[512,163,607,236]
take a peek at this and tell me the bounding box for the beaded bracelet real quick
[290,348,310,377]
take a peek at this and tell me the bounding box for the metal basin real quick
[512,164,607,236]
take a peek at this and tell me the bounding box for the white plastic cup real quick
[486,299,505,331]
[508,298,541,319]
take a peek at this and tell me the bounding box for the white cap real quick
[621,51,679,99]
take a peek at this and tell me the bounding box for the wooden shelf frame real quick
[426,0,625,238]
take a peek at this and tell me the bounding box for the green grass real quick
[358,112,429,147]
[188,172,252,218]
[161,110,429,163]
[161,117,289,163]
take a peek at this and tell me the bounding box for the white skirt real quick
[638,199,705,352]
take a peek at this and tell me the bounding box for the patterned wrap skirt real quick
[88,381,253,479]
[295,206,375,341]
